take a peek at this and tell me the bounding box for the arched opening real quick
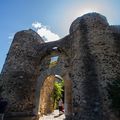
[37,74,72,119]
[33,47,72,119]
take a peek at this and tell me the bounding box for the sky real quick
[0,0,120,72]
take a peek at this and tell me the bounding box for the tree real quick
[52,80,64,109]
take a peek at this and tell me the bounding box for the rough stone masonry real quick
[0,13,120,120]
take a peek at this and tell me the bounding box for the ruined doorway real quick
[33,46,73,119]
[37,74,72,118]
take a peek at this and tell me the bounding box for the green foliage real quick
[107,78,120,115]
[52,80,64,109]
[49,61,58,68]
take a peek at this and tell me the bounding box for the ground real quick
[39,110,65,120]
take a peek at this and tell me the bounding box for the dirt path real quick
[39,110,65,120]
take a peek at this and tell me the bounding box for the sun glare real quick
[80,8,97,16]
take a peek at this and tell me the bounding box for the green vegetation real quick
[49,61,58,68]
[52,80,64,109]
[49,56,59,68]
[107,78,120,116]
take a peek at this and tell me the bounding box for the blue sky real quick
[0,0,120,72]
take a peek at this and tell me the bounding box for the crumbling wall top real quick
[110,25,120,33]
[13,29,44,44]
[70,12,109,33]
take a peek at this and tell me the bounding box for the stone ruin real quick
[0,12,120,120]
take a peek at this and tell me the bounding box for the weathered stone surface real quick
[0,12,120,120]
[39,75,55,115]
[0,29,44,112]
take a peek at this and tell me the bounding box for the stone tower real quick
[0,13,120,120]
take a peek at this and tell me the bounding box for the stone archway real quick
[1,13,120,120]
[32,44,72,119]
[38,74,72,118]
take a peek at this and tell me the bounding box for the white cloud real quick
[8,34,14,39]
[8,33,14,44]
[32,22,42,29]
[32,22,60,42]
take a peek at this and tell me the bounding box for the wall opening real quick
[38,74,72,118]
[49,56,59,68]
[52,47,58,50]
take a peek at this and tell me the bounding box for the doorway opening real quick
[38,74,72,118]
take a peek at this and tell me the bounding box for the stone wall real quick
[69,13,120,120]
[0,12,120,120]
[0,29,44,112]
[39,75,55,115]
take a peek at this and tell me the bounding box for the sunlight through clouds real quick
[57,1,117,35]
[32,22,60,42]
